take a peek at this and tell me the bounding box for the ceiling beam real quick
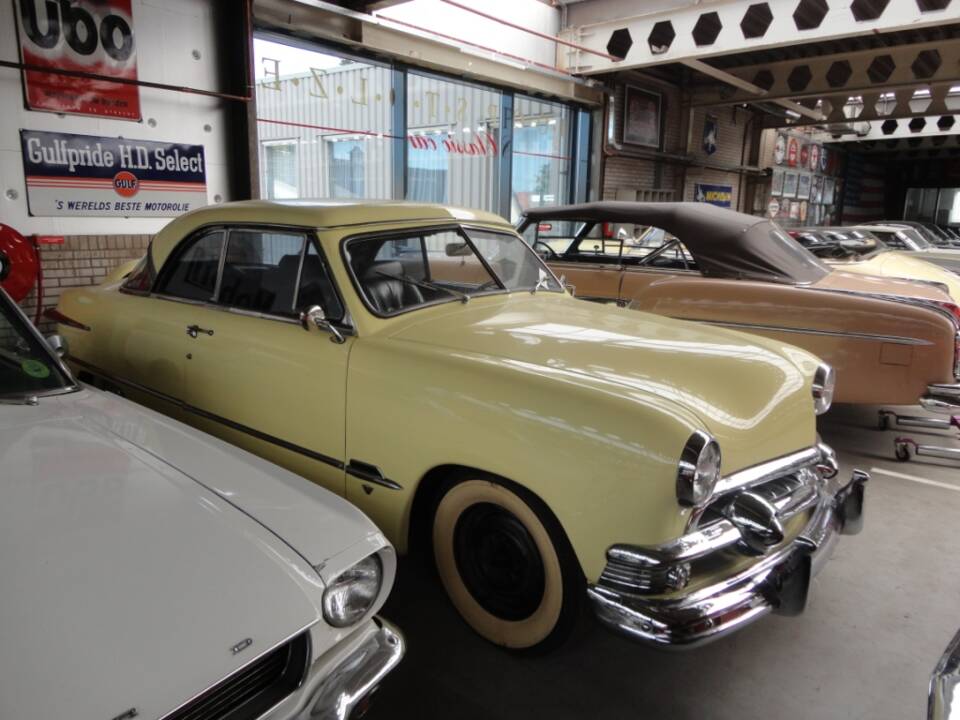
[557,0,956,75]
[814,113,960,142]
[691,37,960,108]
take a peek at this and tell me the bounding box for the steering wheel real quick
[532,240,558,260]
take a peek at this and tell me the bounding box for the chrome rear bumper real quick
[588,469,867,648]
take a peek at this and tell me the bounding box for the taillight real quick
[934,301,960,326]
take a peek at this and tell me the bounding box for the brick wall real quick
[683,106,750,209]
[18,235,152,334]
[602,81,683,201]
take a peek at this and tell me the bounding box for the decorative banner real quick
[771,167,785,196]
[811,175,823,204]
[767,198,780,218]
[20,130,207,217]
[694,183,732,207]
[799,143,809,168]
[15,0,140,120]
[799,199,808,223]
[783,171,799,198]
[789,200,800,220]
[702,115,718,156]
[797,173,811,200]
[774,133,786,165]
[820,146,829,173]
[809,144,820,172]
[787,137,799,167]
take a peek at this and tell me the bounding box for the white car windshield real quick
[345,226,562,316]
[0,292,72,400]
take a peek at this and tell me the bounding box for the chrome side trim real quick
[929,627,960,720]
[69,358,346,471]
[683,317,931,346]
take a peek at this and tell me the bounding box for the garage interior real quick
[3,1,960,719]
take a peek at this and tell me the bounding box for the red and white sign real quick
[15,0,140,120]
[787,138,799,167]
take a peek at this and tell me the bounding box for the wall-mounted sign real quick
[20,130,206,217]
[809,144,820,172]
[811,175,823,204]
[15,0,140,120]
[824,177,836,204]
[820,147,829,173]
[774,134,786,165]
[694,183,732,208]
[799,143,809,168]
[783,171,798,198]
[771,167,785,196]
[623,86,661,149]
[702,115,718,156]
[797,173,811,200]
[767,199,780,218]
[787,137,799,167]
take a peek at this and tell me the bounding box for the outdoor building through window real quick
[253,35,588,218]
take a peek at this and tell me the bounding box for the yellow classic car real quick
[53,200,866,651]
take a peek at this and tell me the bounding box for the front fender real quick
[345,338,703,583]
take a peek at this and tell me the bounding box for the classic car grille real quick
[165,632,310,720]
[698,468,818,529]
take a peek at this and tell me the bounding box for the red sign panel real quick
[15,0,140,120]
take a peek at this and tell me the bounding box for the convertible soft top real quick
[521,201,830,284]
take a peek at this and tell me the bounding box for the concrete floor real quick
[369,404,960,720]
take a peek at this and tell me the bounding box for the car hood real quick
[827,252,960,303]
[0,391,370,720]
[385,293,818,472]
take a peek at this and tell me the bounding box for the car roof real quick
[520,201,830,284]
[149,200,511,270]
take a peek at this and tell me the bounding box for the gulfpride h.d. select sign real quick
[20,130,208,217]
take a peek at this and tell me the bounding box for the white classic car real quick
[0,288,403,720]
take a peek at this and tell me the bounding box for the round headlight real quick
[322,554,382,628]
[676,431,722,507]
[812,363,835,415]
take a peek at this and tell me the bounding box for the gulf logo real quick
[113,171,139,198]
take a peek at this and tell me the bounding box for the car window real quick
[217,229,306,315]
[0,294,71,398]
[345,226,560,316]
[156,230,225,302]
[296,242,344,322]
[872,230,905,250]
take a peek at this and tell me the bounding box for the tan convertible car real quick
[518,202,960,411]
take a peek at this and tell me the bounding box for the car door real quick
[177,226,351,496]
[111,228,228,421]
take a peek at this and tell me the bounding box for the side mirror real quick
[299,305,345,345]
[46,334,68,359]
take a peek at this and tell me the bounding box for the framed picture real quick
[783,171,799,198]
[771,168,785,196]
[811,175,823,204]
[797,173,811,200]
[824,177,835,204]
[623,86,662,148]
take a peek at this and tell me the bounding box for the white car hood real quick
[0,390,382,720]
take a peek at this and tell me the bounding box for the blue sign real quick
[694,183,732,208]
[20,129,207,217]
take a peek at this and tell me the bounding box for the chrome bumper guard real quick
[921,383,960,414]
[307,618,405,720]
[588,452,867,649]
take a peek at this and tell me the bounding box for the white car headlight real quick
[676,431,722,507]
[322,554,382,628]
[812,363,835,415]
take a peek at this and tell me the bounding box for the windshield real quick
[345,226,562,316]
[900,227,933,250]
[1,292,72,400]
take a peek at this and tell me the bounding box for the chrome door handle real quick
[186,324,214,338]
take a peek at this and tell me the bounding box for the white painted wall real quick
[0,0,234,236]
[374,0,561,69]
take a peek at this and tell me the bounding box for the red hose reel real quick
[0,224,39,302]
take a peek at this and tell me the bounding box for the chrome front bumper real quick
[268,617,404,720]
[588,466,867,649]
[921,383,960,414]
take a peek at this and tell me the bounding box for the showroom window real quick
[255,38,395,200]
[253,33,589,217]
[511,96,572,223]
[406,72,502,212]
